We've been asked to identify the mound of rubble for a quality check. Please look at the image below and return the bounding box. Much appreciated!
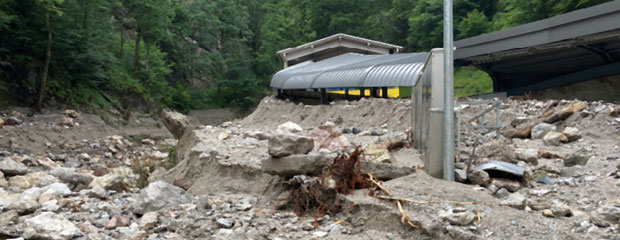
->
[0,97,619,239]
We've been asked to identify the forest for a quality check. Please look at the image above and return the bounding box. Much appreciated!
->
[0,0,612,112]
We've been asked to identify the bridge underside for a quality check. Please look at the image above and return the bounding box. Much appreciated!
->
[455,1,620,97]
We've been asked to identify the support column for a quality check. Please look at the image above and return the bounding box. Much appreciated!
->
[320,88,327,104]
[360,88,366,97]
[381,87,388,98]
[344,88,349,100]
[371,87,378,98]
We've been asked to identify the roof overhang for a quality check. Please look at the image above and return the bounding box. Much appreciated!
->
[455,1,620,95]
[277,33,404,67]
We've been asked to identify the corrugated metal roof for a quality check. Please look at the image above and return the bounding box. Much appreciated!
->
[271,52,429,89]
[277,33,404,57]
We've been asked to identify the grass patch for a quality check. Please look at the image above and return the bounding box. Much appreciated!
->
[454,66,493,98]
[166,146,178,169]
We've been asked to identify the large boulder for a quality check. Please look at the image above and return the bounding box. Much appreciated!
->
[23,212,81,240]
[261,154,334,177]
[131,181,190,215]
[162,109,194,139]
[268,134,314,158]
[531,123,556,139]
[0,157,28,176]
[307,123,352,152]
[153,128,280,195]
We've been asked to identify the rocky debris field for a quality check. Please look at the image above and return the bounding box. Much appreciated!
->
[0,97,619,240]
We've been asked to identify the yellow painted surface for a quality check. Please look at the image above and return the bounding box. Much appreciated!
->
[328,88,400,98]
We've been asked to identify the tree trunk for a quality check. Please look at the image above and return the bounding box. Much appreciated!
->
[145,41,150,72]
[133,33,140,79]
[37,7,53,111]
[120,28,124,58]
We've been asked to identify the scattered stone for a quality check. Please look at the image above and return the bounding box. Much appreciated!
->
[455,169,467,183]
[87,186,108,199]
[0,210,18,226]
[543,131,568,146]
[564,152,590,167]
[536,176,555,185]
[551,207,572,217]
[495,188,510,198]
[0,157,28,176]
[216,218,234,229]
[244,131,271,140]
[531,123,556,139]
[50,167,94,186]
[370,128,387,136]
[59,117,74,127]
[500,192,526,209]
[562,127,581,142]
[561,165,584,178]
[538,150,563,159]
[590,204,620,227]
[351,127,362,135]
[439,208,476,226]
[267,134,314,158]
[139,212,159,230]
[0,117,4,128]
[93,167,109,177]
[515,148,538,165]
[467,170,490,186]
[275,121,303,135]
[141,138,156,145]
[476,139,516,162]
[64,110,79,118]
[510,117,528,127]
[105,214,131,230]
[217,132,230,141]
[8,175,32,189]
[313,231,328,238]
[89,167,137,192]
[23,212,81,240]
[196,195,211,210]
[4,117,22,126]
[131,181,190,214]
[542,209,555,218]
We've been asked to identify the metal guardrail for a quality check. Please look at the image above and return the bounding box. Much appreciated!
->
[456,100,502,146]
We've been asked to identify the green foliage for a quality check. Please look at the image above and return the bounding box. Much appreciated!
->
[457,9,491,39]
[166,145,178,169]
[454,67,493,97]
[0,0,614,111]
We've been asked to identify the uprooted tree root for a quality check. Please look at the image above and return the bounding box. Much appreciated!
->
[289,147,372,226]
